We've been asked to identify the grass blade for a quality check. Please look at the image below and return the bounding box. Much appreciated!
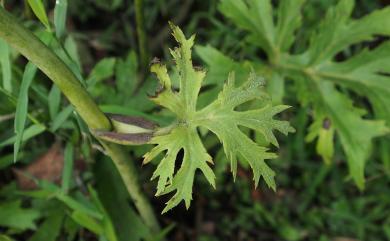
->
[71,210,103,235]
[27,0,51,31]
[56,193,103,220]
[0,124,45,148]
[54,0,68,38]
[88,186,118,241]
[61,142,74,193]
[0,235,14,241]
[14,62,37,162]
[0,153,14,170]
[64,36,82,73]
[0,39,11,92]
[28,211,64,241]
[48,85,61,120]
[50,105,73,131]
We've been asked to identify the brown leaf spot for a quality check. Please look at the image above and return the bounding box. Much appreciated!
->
[333,238,360,241]
[323,118,331,130]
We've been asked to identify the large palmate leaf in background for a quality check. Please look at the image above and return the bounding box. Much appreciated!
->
[144,24,294,213]
[198,0,390,189]
[0,200,41,230]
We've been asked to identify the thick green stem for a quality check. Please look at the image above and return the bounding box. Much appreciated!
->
[0,7,160,233]
[0,8,108,129]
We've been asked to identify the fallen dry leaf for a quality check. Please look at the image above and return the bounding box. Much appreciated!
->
[13,143,64,190]
[333,238,360,241]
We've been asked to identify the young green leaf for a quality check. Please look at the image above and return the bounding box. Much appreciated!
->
[27,0,51,30]
[87,58,116,87]
[144,24,293,213]
[306,117,335,165]
[14,62,37,162]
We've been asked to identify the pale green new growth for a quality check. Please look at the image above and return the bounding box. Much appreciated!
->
[144,25,294,213]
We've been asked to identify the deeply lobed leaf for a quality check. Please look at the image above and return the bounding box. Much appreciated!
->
[145,25,293,212]
[202,0,390,189]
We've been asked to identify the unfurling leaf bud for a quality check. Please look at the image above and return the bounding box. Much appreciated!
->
[93,114,157,145]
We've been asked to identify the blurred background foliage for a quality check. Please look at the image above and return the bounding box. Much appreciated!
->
[0,0,389,240]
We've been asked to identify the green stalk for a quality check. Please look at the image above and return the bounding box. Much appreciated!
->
[102,143,161,232]
[135,0,148,73]
[0,7,160,233]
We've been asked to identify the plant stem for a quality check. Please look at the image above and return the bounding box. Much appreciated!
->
[135,0,148,73]
[102,142,161,232]
[0,9,108,129]
[0,7,160,233]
